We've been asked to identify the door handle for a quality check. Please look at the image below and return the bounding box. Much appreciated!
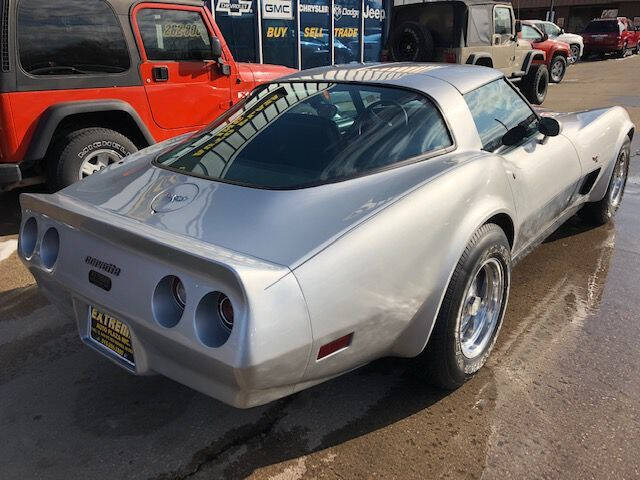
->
[152,66,169,82]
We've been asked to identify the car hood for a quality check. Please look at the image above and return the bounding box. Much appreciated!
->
[55,145,468,268]
[558,32,583,44]
[237,62,297,84]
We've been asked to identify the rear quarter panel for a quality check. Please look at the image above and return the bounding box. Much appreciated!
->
[293,154,517,383]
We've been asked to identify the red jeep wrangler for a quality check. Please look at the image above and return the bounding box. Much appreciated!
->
[519,21,571,84]
[0,0,293,190]
[583,17,640,58]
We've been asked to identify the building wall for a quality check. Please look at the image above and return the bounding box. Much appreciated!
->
[209,0,388,69]
[517,0,640,32]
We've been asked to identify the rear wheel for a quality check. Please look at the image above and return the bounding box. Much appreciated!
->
[422,223,511,389]
[579,138,630,225]
[617,43,628,58]
[549,55,567,83]
[520,64,549,105]
[388,21,435,62]
[49,127,137,190]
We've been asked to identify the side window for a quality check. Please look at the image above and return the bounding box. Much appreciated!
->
[18,0,130,75]
[137,9,212,61]
[521,24,543,42]
[494,7,513,36]
[464,79,537,152]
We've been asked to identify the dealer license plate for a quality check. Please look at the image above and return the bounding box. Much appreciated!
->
[89,306,135,365]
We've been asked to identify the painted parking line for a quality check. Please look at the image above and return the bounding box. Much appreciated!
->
[0,239,18,262]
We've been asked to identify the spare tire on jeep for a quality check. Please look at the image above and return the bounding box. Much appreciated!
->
[520,64,549,105]
[389,21,435,62]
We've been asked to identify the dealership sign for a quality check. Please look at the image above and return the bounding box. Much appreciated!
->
[216,0,253,16]
[263,0,293,19]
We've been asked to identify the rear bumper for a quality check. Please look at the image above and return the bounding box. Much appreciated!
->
[0,164,21,187]
[29,267,310,408]
[583,44,622,54]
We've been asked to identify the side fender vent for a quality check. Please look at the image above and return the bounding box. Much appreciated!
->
[1,0,9,72]
[579,168,601,195]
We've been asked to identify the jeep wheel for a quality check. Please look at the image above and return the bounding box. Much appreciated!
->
[549,55,567,83]
[389,21,435,62]
[520,64,549,105]
[50,128,137,190]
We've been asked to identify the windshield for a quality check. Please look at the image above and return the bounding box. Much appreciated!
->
[155,82,453,189]
[584,20,619,33]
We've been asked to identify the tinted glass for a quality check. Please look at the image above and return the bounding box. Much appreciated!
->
[300,0,331,69]
[363,0,385,61]
[584,20,619,33]
[214,0,258,62]
[18,0,129,75]
[334,0,360,63]
[262,2,298,68]
[464,79,537,151]
[494,7,512,35]
[521,24,543,42]
[137,9,212,61]
[156,82,452,188]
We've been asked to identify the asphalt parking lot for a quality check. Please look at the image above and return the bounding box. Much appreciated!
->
[2,55,640,480]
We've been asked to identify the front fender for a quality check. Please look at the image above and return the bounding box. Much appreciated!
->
[557,106,635,202]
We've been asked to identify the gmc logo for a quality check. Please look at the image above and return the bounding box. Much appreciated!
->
[262,0,293,19]
[265,4,290,14]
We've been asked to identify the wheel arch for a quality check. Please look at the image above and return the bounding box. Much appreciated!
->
[466,53,493,68]
[23,100,156,170]
[522,49,546,73]
[403,205,517,358]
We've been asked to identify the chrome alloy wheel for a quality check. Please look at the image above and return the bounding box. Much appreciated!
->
[79,149,123,179]
[569,45,580,64]
[459,258,505,359]
[608,148,629,210]
[551,59,565,82]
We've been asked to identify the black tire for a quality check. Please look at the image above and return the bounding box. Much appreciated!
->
[520,64,549,105]
[616,43,628,58]
[549,55,567,83]
[49,127,137,190]
[579,137,631,225]
[388,21,435,62]
[422,224,511,390]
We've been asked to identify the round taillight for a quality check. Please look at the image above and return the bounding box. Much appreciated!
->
[194,291,234,347]
[172,277,187,309]
[41,227,60,269]
[20,217,37,259]
[152,275,185,328]
[218,294,234,332]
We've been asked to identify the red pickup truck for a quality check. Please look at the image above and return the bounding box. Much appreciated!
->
[0,0,294,191]
[519,21,571,84]
[582,17,640,58]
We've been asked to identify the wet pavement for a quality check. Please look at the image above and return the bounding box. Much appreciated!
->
[2,56,640,479]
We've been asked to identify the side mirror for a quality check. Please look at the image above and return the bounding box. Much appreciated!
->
[502,124,528,147]
[541,33,549,41]
[560,28,565,34]
[538,117,560,137]
[210,36,223,60]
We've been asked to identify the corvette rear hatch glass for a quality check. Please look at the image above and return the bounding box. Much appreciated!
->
[155,82,453,189]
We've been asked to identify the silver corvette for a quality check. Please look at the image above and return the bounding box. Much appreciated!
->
[19,64,634,408]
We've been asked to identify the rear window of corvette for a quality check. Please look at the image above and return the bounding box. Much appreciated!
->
[155,82,453,189]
